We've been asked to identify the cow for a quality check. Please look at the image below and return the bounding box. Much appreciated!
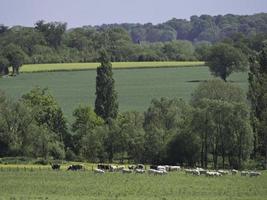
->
[67,164,84,171]
[241,171,249,176]
[148,169,167,175]
[168,166,181,172]
[218,170,229,175]
[94,168,105,174]
[249,171,261,177]
[51,163,60,170]
[135,169,145,174]
[150,165,158,170]
[97,164,112,171]
[231,169,238,175]
[206,171,222,177]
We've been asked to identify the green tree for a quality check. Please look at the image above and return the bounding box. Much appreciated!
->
[118,111,145,163]
[191,81,253,169]
[248,42,267,168]
[143,97,189,164]
[206,43,248,81]
[0,55,9,75]
[94,50,118,121]
[191,79,245,106]
[21,88,68,145]
[35,20,67,49]
[4,44,27,75]
[72,105,104,156]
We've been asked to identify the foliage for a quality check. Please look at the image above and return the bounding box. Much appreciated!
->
[95,50,118,121]
[1,13,267,66]
[191,80,253,169]
[0,55,9,75]
[206,43,248,81]
[3,43,27,75]
[248,42,267,168]
[191,79,245,106]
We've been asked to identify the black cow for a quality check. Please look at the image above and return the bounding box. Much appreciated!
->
[67,164,84,171]
[150,165,158,170]
[51,164,61,170]
[97,164,111,171]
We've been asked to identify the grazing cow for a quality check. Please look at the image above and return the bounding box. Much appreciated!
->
[196,167,207,175]
[136,164,145,170]
[157,166,167,171]
[169,166,181,172]
[148,169,166,175]
[67,164,84,171]
[128,165,135,170]
[110,165,118,172]
[241,171,249,176]
[97,164,112,171]
[231,169,238,175]
[51,164,60,170]
[135,169,145,174]
[218,170,229,175]
[249,171,261,177]
[150,165,158,170]
[94,168,105,174]
[206,171,222,177]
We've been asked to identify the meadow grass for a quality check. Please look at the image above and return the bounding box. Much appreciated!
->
[0,165,266,200]
[19,61,205,72]
[0,66,248,121]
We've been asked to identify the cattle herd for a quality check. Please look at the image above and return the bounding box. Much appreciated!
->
[50,163,262,177]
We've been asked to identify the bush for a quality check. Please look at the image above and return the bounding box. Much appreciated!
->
[0,157,34,164]
[34,159,49,165]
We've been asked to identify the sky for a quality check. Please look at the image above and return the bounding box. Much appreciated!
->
[1,0,267,28]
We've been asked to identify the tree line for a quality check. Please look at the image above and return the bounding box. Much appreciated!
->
[1,13,267,75]
[1,43,267,169]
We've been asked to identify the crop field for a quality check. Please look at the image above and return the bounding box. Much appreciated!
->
[20,61,205,73]
[0,66,248,121]
[0,165,266,200]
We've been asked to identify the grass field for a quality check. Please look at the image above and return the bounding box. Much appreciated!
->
[0,66,248,121]
[0,165,266,200]
[20,61,205,73]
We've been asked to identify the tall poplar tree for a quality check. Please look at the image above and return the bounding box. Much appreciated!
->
[94,50,118,121]
[248,42,267,168]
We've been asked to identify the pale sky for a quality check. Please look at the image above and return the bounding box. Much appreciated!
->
[0,0,267,28]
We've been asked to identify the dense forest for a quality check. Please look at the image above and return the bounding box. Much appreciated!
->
[0,13,267,69]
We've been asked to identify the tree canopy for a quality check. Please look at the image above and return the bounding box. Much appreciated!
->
[206,43,248,81]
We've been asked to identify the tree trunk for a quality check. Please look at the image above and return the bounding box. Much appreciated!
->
[265,134,267,170]
[201,133,204,168]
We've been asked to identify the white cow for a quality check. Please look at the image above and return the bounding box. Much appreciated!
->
[148,169,167,175]
[218,170,229,175]
[249,171,261,177]
[241,171,249,176]
[231,169,238,175]
[206,171,222,177]
[169,166,181,171]
[135,169,145,174]
[94,168,105,174]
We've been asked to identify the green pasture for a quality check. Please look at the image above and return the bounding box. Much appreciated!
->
[20,61,205,73]
[0,66,248,121]
[0,166,266,200]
